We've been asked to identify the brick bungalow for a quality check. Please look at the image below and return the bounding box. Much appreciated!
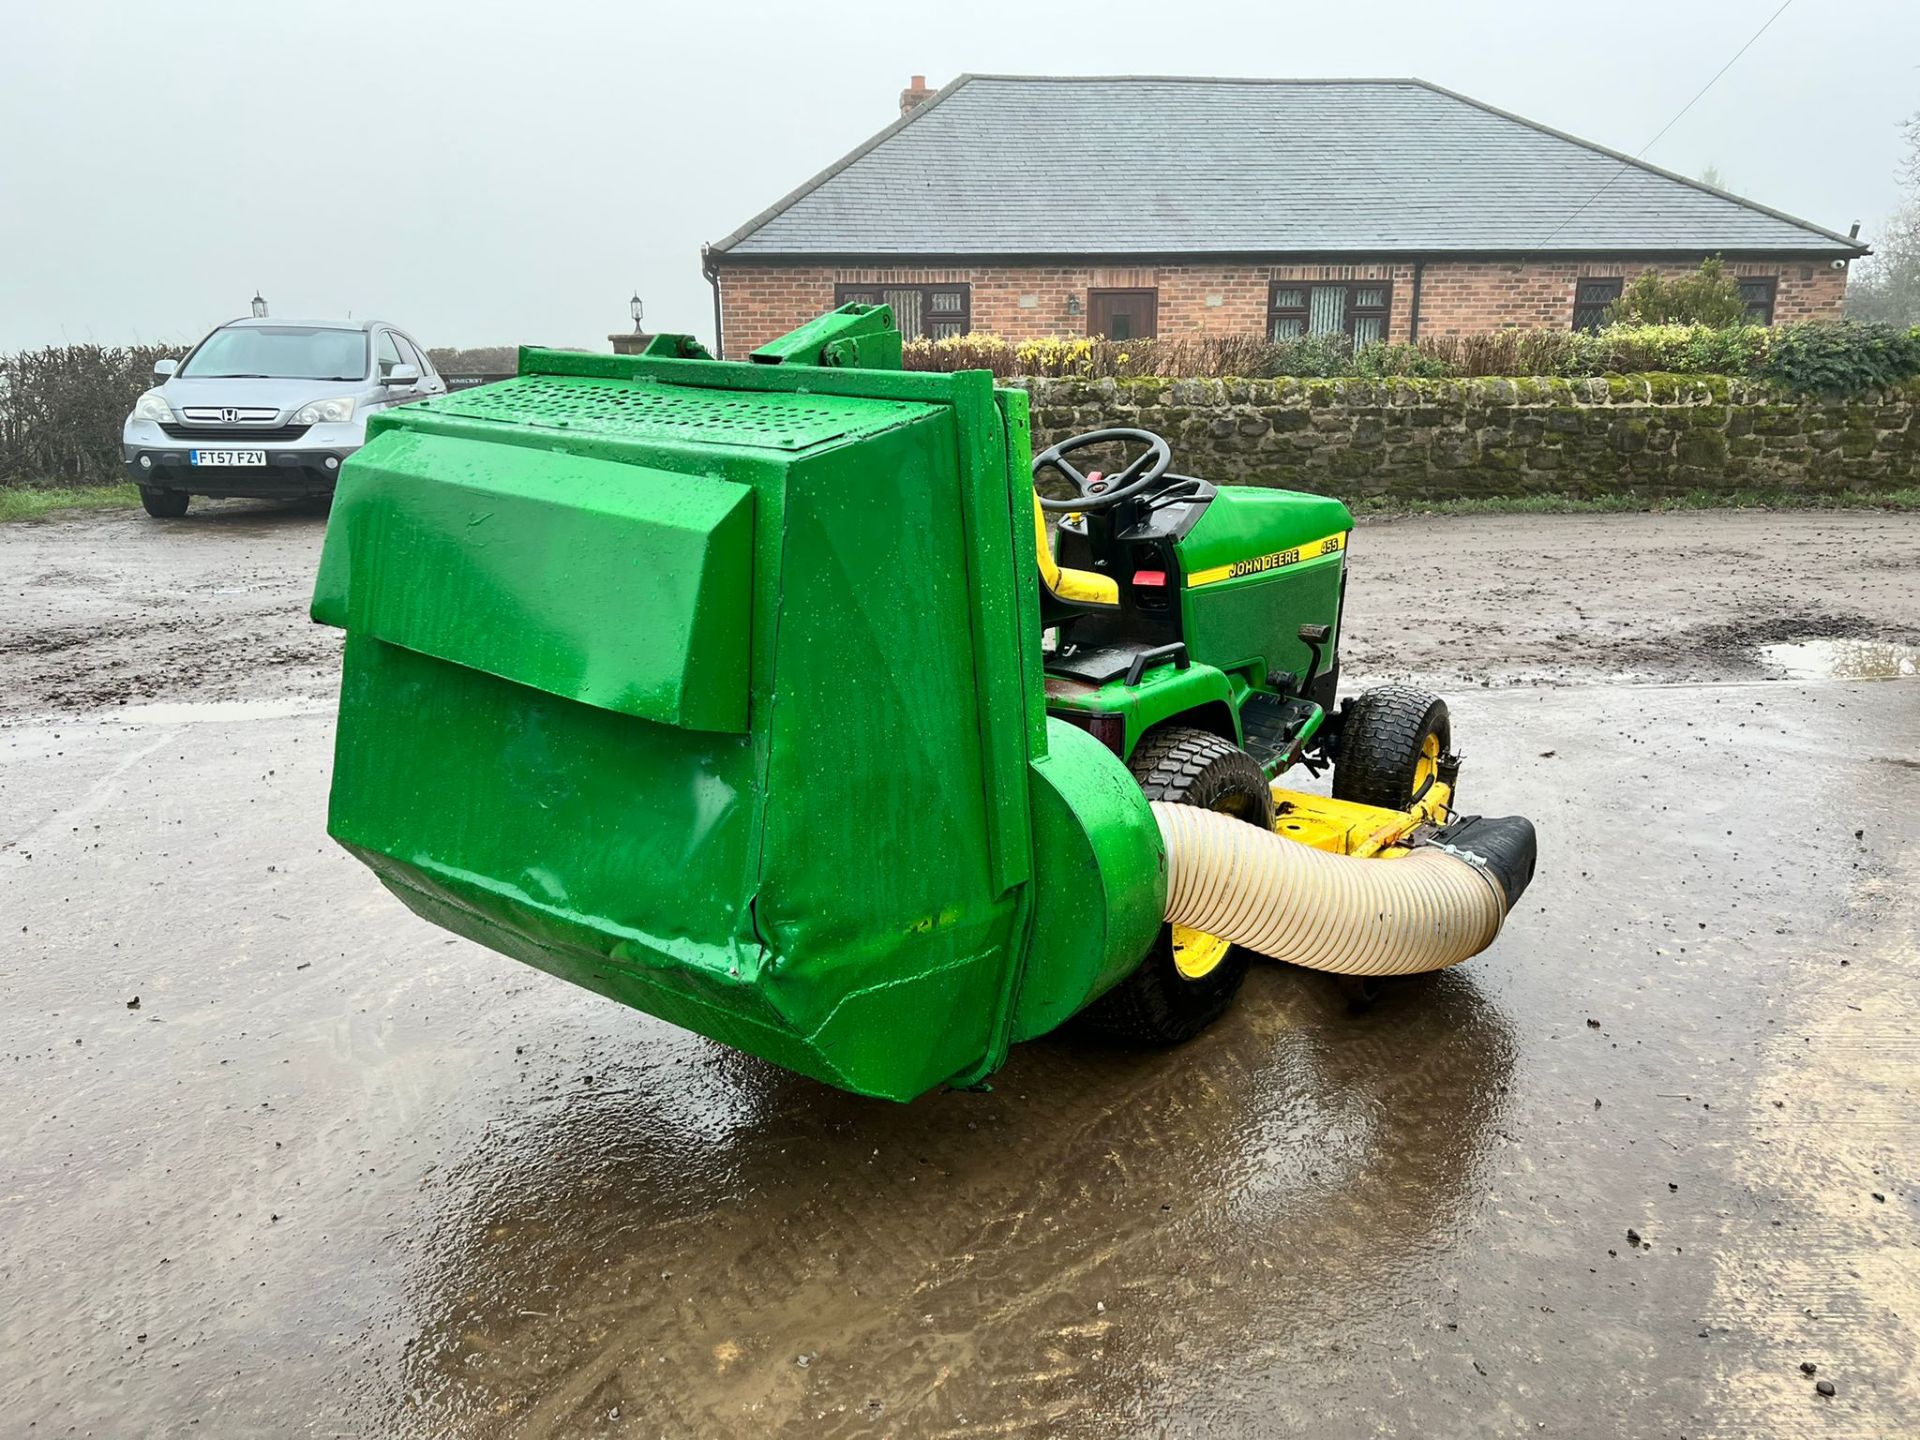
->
[703,75,1866,358]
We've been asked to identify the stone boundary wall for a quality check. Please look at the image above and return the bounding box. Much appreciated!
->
[1015,374,1919,499]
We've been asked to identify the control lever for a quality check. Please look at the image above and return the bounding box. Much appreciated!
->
[1296,624,1331,698]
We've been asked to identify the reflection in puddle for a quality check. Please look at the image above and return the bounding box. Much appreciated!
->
[1759,639,1919,680]
[385,970,1516,1436]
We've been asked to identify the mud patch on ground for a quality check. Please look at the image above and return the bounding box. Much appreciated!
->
[5,504,1919,718]
[0,623,103,658]
[0,500,337,719]
[1653,609,1892,677]
[0,609,338,714]
[1340,511,1920,689]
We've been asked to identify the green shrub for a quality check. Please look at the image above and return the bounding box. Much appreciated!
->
[1256,335,1454,379]
[1674,323,1771,374]
[1246,334,1357,377]
[1605,257,1753,328]
[1410,324,1768,378]
[1352,341,1454,378]
[1582,323,1770,375]
[899,332,1456,381]
[901,321,1918,394]
[904,325,1792,382]
[899,332,1354,379]
[1760,320,1920,393]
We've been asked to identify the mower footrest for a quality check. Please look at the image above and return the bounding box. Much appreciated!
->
[1240,691,1318,768]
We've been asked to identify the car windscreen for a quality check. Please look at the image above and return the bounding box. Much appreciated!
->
[179,326,369,381]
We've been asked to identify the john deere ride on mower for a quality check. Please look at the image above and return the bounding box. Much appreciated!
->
[312,303,1536,1101]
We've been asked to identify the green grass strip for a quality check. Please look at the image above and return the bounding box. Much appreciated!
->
[0,484,142,523]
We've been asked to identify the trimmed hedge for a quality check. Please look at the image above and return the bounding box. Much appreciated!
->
[1,344,183,485]
[0,341,517,486]
[902,322,1920,395]
[1762,321,1920,393]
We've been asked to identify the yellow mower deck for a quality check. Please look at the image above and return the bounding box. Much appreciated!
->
[1268,780,1454,858]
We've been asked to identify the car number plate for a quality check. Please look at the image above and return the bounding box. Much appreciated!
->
[189,449,266,466]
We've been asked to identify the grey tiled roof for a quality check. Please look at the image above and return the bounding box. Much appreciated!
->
[713,76,1861,258]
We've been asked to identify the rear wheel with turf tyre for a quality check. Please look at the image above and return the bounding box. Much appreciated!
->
[1332,684,1451,810]
[1076,725,1273,1045]
[139,486,189,518]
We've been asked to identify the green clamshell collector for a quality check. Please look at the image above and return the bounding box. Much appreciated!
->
[313,318,1170,1100]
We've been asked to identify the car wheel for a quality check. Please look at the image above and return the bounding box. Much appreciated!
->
[138,486,190,518]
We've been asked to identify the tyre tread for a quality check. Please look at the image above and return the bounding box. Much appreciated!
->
[1331,684,1450,810]
[138,486,189,519]
[1075,726,1269,1045]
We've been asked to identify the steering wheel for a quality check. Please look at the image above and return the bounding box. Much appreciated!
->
[1032,428,1172,513]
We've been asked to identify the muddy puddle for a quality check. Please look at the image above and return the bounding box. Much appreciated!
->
[1758,637,1920,680]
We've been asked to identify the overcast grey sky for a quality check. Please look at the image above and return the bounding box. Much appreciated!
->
[1,0,1914,354]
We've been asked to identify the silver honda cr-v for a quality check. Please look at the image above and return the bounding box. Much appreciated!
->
[122,316,447,517]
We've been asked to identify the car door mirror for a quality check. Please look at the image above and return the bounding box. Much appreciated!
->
[152,358,178,381]
[383,363,420,387]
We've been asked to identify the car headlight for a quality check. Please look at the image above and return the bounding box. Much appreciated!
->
[131,390,174,424]
[293,397,356,425]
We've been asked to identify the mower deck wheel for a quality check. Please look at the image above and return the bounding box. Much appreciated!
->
[1076,725,1273,1045]
[1332,685,1452,811]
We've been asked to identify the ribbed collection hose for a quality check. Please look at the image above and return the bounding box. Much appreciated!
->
[1152,802,1508,977]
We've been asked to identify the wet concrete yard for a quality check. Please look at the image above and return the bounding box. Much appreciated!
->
[3,505,1918,1437]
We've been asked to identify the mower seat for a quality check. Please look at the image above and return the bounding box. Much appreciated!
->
[1033,496,1118,607]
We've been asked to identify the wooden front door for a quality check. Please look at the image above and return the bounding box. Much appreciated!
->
[1087,288,1158,340]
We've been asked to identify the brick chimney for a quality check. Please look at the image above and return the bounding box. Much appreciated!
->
[899,74,933,117]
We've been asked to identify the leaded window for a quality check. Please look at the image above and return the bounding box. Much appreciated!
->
[1572,277,1624,332]
[833,284,971,338]
[1268,282,1391,343]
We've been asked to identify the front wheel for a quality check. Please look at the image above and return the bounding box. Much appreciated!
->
[1332,684,1451,810]
[1076,726,1273,1045]
[138,486,190,518]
